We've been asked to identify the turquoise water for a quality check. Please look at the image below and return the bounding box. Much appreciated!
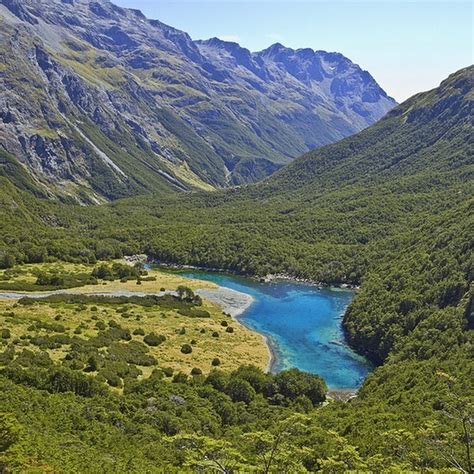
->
[179,270,372,389]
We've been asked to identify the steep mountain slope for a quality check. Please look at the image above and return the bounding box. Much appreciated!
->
[0,0,395,201]
[0,68,472,472]
[92,66,471,282]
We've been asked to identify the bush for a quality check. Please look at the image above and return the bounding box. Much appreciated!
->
[272,368,327,406]
[226,379,256,404]
[172,372,188,383]
[205,370,228,391]
[143,333,166,347]
[1,329,11,339]
[191,367,202,376]
[177,308,211,318]
[180,344,192,354]
[211,358,221,366]
[232,365,267,392]
[0,413,20,452]
[149,368,164,380]
[225,327,234,333]
[176,286,195,302]
[162,367,174,377]
[133,328,145,336]
[103,372,122,388]
[221,320,228,327]
[212,332,219,338]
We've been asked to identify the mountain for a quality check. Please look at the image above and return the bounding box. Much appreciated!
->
[0,0,396,202]
[81,66,471,364]
[0,67,471,472]
[96,66,471,281]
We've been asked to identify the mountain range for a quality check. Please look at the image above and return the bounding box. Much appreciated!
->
[0,0,396,202]
[0,58,471,471]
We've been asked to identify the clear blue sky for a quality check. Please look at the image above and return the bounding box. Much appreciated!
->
[113,0,473,102]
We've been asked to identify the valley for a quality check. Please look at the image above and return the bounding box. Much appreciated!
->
[0,0,472,471]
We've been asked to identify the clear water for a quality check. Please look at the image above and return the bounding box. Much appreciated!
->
[179,270,372,389]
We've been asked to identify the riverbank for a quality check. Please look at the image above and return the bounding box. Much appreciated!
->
[196,286,274,372]
[152,261,360,291]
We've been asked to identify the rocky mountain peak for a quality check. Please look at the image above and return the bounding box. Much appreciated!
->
[0,0,397,202]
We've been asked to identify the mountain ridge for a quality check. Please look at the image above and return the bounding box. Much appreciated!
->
[0,0,396,202]
[0,66,471,472]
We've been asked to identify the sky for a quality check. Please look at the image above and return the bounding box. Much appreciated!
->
[113,1,473,102]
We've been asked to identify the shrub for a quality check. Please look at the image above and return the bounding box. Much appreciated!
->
[150,368,164,380]
[172,372,188,383]
[133,328,145,336]
[225,327,234,333]
[180,344,192,354]
[108,341,157,366]
[144,333,166,347]
[1,329,11,339]
[162,367,174,377]
[212,332,219,338]
[176,286,195,302]
[103,372,122,388]
[226,379,256,404]
[205,370,228,391]
[84,356,100,372]
[95,321,106,331]
[191,367,202,376]
[177,308,211,318]
[212,358,221,366]
[221,320,228,327]
[272,368,327,406]
[232,365,266,392]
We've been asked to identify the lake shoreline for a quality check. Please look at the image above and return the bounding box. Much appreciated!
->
[178,269,370,391]
[195,286,274,372]
[151,262,360,291]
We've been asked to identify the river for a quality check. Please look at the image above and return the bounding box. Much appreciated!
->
[179,270,372,389]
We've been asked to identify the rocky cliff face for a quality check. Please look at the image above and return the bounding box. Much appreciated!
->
[0,0,396,201]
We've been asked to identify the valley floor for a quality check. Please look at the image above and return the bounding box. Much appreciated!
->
[0,262,269,379]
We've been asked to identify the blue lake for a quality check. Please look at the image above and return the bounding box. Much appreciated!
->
[179,270,372,389]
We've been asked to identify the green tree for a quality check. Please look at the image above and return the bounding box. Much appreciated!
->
[0,413,20,452]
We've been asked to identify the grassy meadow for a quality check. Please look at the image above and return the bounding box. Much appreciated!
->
[0,262,269,384]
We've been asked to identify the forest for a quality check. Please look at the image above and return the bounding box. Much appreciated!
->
[0,67,472,471]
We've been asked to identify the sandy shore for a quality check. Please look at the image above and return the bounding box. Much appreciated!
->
[196,286,273,371]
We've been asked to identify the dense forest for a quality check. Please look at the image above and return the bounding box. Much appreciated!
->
[0,67,472,471]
